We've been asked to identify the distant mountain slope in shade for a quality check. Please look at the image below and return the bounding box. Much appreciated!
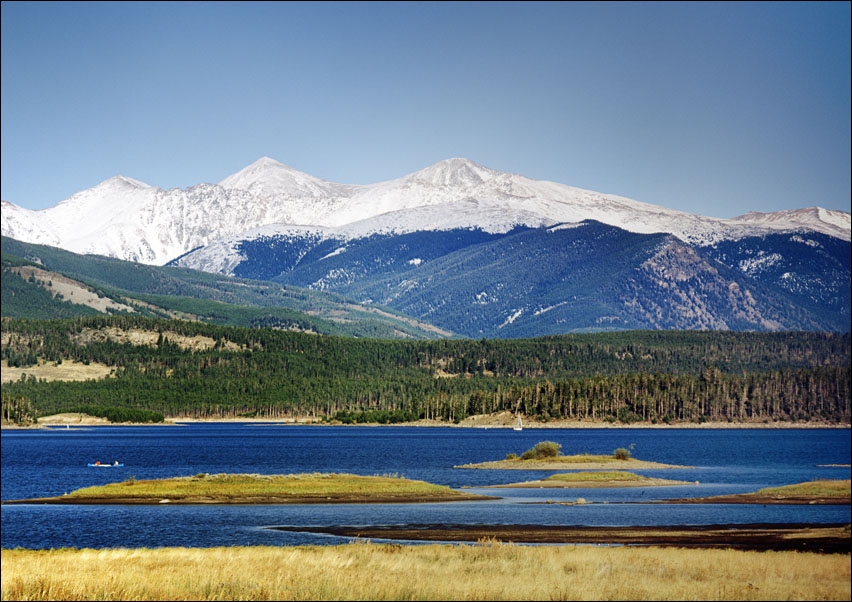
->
[176,220,849,337]
[3,157,849,268]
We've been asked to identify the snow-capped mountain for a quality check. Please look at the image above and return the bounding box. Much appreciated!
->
[2,157,849,336]
[217,157,851,244]
[3,176,279,264]
[3,157,849,267]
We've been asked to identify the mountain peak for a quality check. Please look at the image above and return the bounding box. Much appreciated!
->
[407,158,496,187]
[218,157,329,194]
[96,175,151,191]
[220,156,302,183]
[47,175,152,210]
[247,156,287,170]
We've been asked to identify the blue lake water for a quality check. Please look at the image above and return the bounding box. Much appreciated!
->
[1,424,849,549]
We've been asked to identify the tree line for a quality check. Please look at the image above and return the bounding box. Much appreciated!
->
[1,316,849,425]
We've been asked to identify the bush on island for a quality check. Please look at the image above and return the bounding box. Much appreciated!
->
[613,447,632,460]
[520,441,562,460]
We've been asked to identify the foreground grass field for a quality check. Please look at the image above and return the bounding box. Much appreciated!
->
[2,541,849,601]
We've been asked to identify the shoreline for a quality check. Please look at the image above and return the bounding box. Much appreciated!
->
[3,413,849,430]
[169,413,851,429]
[1,491,497,506]
[267,523,851,553]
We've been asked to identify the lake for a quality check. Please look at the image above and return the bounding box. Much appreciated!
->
[1,424,849,549]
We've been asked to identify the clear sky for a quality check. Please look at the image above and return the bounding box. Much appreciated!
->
[2,1,850,217]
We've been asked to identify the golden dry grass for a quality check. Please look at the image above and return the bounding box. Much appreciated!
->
[1,359,113,383]
[2,541,849,601]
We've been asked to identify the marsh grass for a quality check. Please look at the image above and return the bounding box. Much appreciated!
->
[753,479,851,499]
[2,542,849,601]
[63,472,461,500]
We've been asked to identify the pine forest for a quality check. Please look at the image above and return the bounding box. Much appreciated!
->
[2,316,849,426]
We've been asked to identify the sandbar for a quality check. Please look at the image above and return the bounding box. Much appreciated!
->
[662,492,851,505]
[268,523,851,553]
[481,475,694,489]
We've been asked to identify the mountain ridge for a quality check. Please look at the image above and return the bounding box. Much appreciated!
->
[3,157,849,268]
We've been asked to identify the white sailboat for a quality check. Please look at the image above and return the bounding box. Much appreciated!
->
[513,415,523,431]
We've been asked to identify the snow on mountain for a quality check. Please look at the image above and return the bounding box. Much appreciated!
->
[0,200,62,249]
[731,207,851,241]
[168,200,564,276]
[215,157,851,245]
[45,175,156,246]
[218,156,359,226]
[168,223,336,276]
[2,177,293,264]
[219,156,354,199]
[337,198,559,236]
[2,157,849,266]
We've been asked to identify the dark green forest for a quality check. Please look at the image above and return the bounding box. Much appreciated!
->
[2,316,849,426]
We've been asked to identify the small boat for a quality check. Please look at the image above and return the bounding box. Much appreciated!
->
[513,415,523,431]
[88,461,123,467]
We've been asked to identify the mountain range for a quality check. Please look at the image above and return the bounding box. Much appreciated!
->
[2,157,849,337]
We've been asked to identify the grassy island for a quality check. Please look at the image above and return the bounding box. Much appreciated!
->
[2,472,497,505]
[482,470,695,489]
[455,441,690,470]
[755,479,851,499]
[665,479,851,505]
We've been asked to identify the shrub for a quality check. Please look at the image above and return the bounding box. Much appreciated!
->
[520,441,562,460]
[613,447,631,460]
[505,452,519,460]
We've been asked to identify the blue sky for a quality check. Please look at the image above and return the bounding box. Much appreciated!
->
[2,1,850,217]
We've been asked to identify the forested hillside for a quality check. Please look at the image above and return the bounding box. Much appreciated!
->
[1,239,453,339]
[198,221,852,335]
[2,316,849,426]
